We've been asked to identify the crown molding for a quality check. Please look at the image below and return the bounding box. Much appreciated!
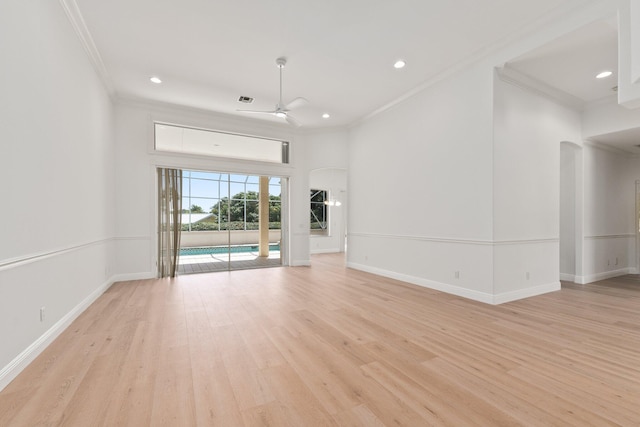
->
[583,139,638,157]
[496,65,585,111]
[58,0,115,97]
[582,92,619,110]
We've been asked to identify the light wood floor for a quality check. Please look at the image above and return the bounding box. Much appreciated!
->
[1,254,639,426]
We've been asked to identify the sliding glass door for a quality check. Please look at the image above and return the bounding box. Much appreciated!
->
[176,170,283,274]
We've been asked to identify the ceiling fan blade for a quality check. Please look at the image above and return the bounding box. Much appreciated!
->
[237,109,278,114]
[285,114,302,127]
[284,97,308,111]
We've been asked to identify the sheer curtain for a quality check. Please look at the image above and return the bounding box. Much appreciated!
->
[157,168,182,277]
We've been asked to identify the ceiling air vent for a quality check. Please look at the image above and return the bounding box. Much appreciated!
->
[238,96,254,104]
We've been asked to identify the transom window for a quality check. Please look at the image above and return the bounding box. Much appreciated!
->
[155,123,289,164]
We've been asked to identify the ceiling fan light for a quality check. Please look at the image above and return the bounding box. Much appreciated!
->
[394,60,406,69]
[275,111,287,118]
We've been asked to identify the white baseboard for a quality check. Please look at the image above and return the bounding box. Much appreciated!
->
[580,268,635,284]
[0,277,114,392]
[347,262,560,305]
[111,272,156,282]
[347,262,495,304]
[291,259,311,267]
[559,273,576,282]
[310,248,342,255]
[492,282,561,304]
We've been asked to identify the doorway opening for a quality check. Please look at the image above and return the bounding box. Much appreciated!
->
[176,170,285,274]
[309,168,347,256]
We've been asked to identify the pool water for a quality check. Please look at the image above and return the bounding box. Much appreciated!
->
[180,244,280,256]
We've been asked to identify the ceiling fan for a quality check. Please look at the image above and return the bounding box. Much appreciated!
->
[237,57,308,127]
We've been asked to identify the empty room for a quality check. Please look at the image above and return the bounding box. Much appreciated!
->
[1,0,640,425]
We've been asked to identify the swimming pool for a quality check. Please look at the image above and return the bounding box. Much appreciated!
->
[180,244,280,256]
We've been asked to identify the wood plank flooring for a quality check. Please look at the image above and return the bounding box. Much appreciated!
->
[1,254,639,426]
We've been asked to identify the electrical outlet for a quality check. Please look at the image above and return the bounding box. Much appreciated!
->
[615,257,618,266]
[526,272,530,280]
[455,271,460,279]
[40,306,45,322]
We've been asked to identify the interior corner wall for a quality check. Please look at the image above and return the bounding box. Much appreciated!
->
[347,62,495,303]
[582,144,639,282]
[560,143,577,277]
[114,101,312,274]
[0,1,116,390]
[559,142,584,281]
[492,75,581,301]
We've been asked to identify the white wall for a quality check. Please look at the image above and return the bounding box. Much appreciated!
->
[582,144,640,281]
[559,142,584,280]
[348,61,497,302]
[0,1,116,389]
[582,97,640,138]
[560,143,577,276]
[304,129,349,171]
[345,0,627,304]
[492,75,582,300]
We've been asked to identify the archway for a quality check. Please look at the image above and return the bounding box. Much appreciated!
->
[309,168,347,255]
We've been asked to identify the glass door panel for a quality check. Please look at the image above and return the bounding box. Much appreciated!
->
[178,170,282,274]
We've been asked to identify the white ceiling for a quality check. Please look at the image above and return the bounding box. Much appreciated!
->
[505,17,640,155]
[506,19,618,104]
[589,127,640,155]
[73,0,596,129]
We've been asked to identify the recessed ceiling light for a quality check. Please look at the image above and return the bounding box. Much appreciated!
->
[596,71,612,79]
[394,60,406,69]
[150,76,162,84]
[322,113,330,119]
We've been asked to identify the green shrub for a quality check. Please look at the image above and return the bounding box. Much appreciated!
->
[181,222,281,231]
